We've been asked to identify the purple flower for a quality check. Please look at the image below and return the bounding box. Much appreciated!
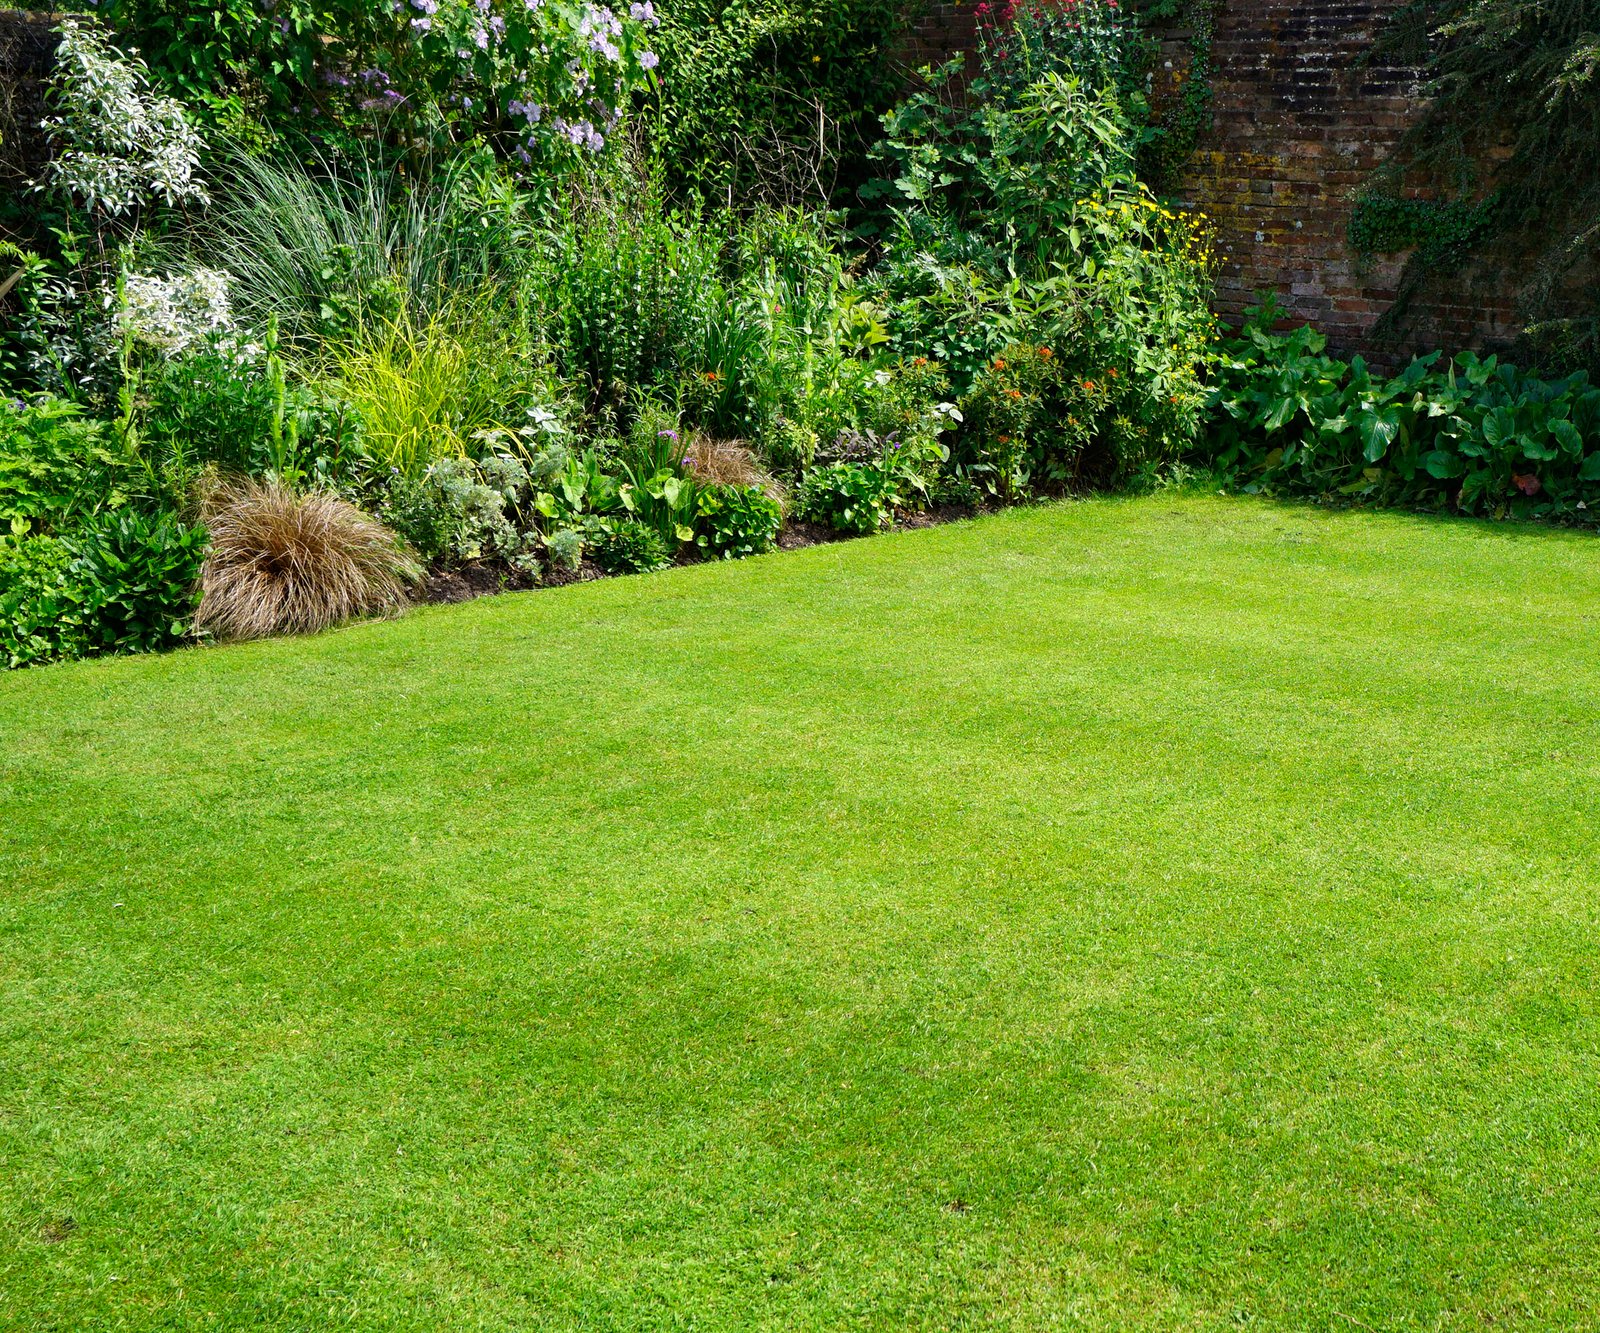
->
[639,49,658,70]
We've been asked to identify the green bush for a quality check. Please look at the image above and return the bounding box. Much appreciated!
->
[139,338,364,486]
[376,455,542,566]
[1204,299,1600,521]
[1,509,207,668]
[593,520,674,574]
[529,176,725,415]
[694,483,783,559]
[0,397,133,536]
[795,460,898,534]
[861,13,1215,476]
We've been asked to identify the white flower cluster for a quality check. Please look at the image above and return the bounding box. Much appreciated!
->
[117,269,237,357]
[37,17,209,217]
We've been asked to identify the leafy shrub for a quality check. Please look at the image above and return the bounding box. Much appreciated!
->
[99,0,658,166]
[39,18,209,219]
[0,536,79,668]
[795,460,898,534]
[377,454,545,565]
[139,337,363,485]
[593,519,673,574]
[196,479,420,640]
[757,416,820,478]
[66,509,209,652]
[528,176,724,416]
[614,420,699,544]
[694,484,783,559]
[1,510,207,668]
[544,527,584,572]
[649,0,914,204]
[928,472,983,508]
[1204,299,1600,521]
[958,345,1076,496]
[863,7,1215,475]
[0,396,132,535]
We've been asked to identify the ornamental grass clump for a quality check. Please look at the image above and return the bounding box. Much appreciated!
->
[196,479,421,641]
[682,433,784,498]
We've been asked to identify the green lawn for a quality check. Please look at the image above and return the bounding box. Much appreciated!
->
[3,494,1599,1331]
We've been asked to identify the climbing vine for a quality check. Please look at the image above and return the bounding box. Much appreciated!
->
[1129,0,1218,188]
[1366,0,1600,373]
[1347,192,1493,266]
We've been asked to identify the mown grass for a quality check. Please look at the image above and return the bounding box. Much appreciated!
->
[3,494,1598,1331]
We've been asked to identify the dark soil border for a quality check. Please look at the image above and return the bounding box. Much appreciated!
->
[419,502,998,608]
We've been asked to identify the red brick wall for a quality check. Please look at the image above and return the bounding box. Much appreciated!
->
[901,0,1525,361]
[902,0,978,69]
[1171,0,1518,359]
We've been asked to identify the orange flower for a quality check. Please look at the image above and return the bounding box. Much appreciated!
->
[1107,367,1118,378]
[997,434,1012,443]
[704,370,721,383]
[993,357,1007,370]
[1082,380,1095,391]
[912,356,929,368]
[1006,388,1022,399]
[1037,347,1053,359]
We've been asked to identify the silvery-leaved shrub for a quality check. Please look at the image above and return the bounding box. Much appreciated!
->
[118,270,236,358]
[17,18,212,398]
[37,17,209,218]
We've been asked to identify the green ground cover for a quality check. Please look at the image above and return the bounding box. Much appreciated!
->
[3,494,1598,1330]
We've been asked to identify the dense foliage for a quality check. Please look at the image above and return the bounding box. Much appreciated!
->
[648,0,914,205]
[862,1,1215,489]
[1205,299,1600,521]
[96,0,661,166]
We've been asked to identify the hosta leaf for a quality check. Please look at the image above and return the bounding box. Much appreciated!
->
[1359,409,1399,462]
[1482,408,1514,450]
[1423,449,1464,480]
[1551,419,1583,455]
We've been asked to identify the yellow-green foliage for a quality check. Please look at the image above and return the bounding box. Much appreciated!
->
[318,298,525,475]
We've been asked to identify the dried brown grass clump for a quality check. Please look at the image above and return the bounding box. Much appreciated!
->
[196,479,422,641]
[683,434,783,500]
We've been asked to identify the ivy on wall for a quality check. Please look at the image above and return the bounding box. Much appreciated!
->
[1132,0,1219,189]
[1347,192,1493,266]
[1367,0,1600,373]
